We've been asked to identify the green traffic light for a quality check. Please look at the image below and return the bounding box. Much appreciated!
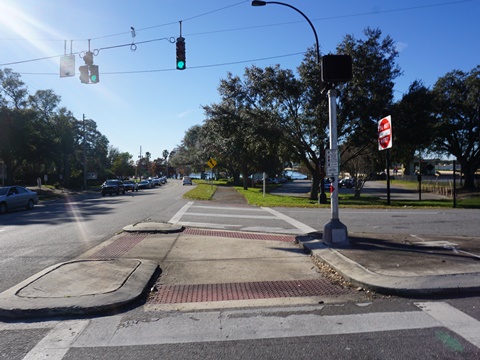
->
[90,75,97,82]
[177,61,185,70]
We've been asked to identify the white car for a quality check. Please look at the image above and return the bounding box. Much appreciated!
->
[0,186,39,214]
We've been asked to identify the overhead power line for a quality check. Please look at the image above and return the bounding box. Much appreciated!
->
[17,51,306,75]
[0,0,475,69]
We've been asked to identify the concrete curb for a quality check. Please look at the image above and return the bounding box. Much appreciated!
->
[298,238,480,297]
[123,222,184,233]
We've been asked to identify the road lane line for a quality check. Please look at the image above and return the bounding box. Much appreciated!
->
[169,201,194,224]
[416,302,480,349]
[262,207,317,234]
[185,212,277,219]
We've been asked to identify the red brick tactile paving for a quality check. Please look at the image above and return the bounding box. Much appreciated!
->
[87,233,148,259]
[149,279,356,304]
[183,228,296,243]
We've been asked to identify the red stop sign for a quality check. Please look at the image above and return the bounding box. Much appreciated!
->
[378,116,392,150]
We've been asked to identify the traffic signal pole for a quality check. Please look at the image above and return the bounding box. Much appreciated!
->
[252,1,349,246]
[322,89,348,245]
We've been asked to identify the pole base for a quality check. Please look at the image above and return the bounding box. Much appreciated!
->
[323,219,348,246]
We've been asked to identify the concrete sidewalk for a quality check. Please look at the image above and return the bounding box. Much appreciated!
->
[1,220,480,320]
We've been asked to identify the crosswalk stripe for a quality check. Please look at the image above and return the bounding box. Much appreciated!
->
[22,320,89,360]
[416,302,480,348]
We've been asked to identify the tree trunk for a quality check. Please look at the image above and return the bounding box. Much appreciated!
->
[309,172,320,201]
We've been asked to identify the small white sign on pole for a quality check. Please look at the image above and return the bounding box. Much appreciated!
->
[325,149,339,176]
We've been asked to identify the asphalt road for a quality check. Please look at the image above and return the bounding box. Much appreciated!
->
[1,179,480,359]
[0,180,190,293]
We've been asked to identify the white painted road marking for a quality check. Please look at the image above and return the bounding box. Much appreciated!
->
[1,302,475,358]
[169,201,316,234]
[416,302,480,349]
[262,207,317,234]
[23,320,89,360]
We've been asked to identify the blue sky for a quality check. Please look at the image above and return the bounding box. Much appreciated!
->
[1,0,479,161]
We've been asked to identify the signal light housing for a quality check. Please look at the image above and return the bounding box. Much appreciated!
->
[176,37,186,70]
[89,65,99,83]
[79,65,89,84]
[321,55,353,84]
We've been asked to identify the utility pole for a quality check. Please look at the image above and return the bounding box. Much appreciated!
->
[138,146,142,178]
[83,114,87,190]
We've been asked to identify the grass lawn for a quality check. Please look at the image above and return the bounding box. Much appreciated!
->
[183,179,480,209]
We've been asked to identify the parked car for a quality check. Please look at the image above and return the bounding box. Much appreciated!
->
[182,176,193,185]
[101,179,125,196]
[160,176,167,184]
[0,186,38,214]
[255,178,277,185]
[339,178,355,188]
[137,180,151,189]
[322,178,332,192]
[123,180,138,192]
[151,178,161,187]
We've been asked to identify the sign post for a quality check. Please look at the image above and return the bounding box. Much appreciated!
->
[378,116,392,205]
[206,157,217,186]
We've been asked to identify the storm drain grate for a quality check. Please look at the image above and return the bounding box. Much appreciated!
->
[88,233,148,259]
[183,228,295,243]
[149,279,355,304]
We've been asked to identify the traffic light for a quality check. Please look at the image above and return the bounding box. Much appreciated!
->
[83,51,94,66]
[79,65,89,84]
[176,37,186,70]
[321,55,353,84]
[89,65,99,84]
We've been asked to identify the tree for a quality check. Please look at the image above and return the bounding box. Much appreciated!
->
[391,81,436,174]
[108,147,134,178]
[0,68,28,109]
[169,125,207,177]
[203,101,280,188]
[162,149,169,177]
[0,107,37,184]
[335,28,402,195]
[433,66,480,189]
[28,89,61,121]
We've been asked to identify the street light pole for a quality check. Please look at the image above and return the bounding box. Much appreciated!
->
[252,0,327,204]
[83,114,87,190]
[252,0,348,245]
[252,1,319,64]
[322,89,348,245]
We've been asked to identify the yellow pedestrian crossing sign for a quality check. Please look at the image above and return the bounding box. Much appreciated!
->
[207,158,217,169]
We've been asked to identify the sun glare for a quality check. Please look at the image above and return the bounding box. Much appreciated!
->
[0,1,66,65]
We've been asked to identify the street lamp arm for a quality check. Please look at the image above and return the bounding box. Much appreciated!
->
[251,1,320,63]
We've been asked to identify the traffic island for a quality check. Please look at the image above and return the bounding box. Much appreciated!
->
[123,222,184,233]
[0,259,159,320]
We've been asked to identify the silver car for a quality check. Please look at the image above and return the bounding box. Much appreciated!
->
[0,186,39,214]
[182,176,192,185]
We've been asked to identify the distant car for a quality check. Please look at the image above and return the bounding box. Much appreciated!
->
[101,180,125,196]
[322,178,332,192]
[137,180,151,189]
[151,178,161,187]
[255,178,277,185]
[123,180,138,192]
[0,186,38,214]
[160,176,167,184]
[339,178,355,188]
[182,176,193,185]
